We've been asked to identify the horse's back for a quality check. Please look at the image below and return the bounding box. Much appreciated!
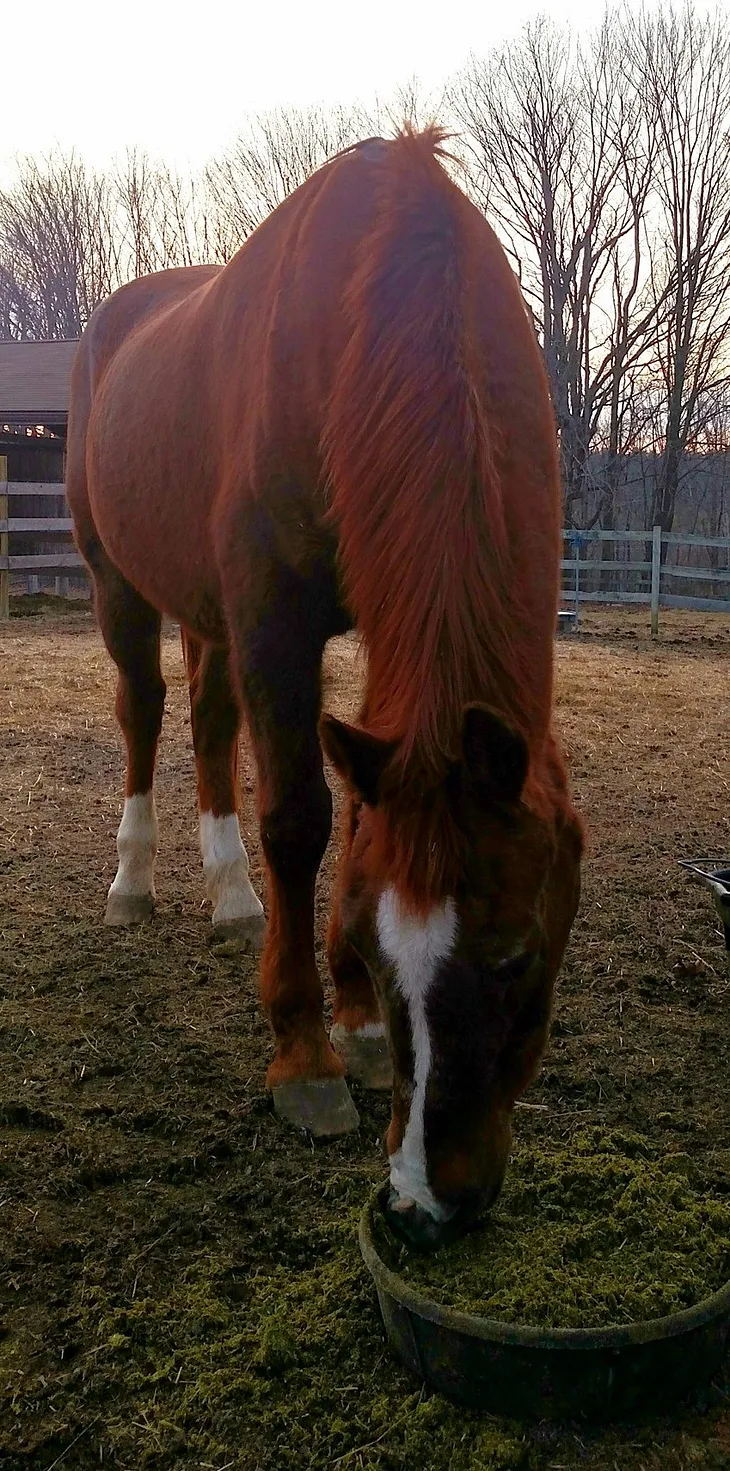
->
[69,149,394,623]
[69,134,557,641]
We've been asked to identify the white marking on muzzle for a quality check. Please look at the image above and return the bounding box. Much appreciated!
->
[376,887,458,1221]
[108,792,158,902]
[199,812,263,926]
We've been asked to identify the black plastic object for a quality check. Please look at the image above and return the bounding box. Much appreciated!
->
[679,859,730,950]
[678,858,730,888]
[359,1196,730,1421]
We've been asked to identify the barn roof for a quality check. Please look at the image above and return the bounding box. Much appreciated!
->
[0,338,78,425]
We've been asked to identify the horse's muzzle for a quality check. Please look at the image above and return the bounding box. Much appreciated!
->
[378,1181,494,1253]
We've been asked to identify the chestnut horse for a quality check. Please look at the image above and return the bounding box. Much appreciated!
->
[66,128,582,1249]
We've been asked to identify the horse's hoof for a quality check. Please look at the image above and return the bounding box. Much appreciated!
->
[105,892,155,926]
[272,1078,360,1136]
[330,1023,392,1090]
[211,911,266,952]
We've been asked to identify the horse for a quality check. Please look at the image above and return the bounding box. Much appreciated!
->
[66,127,583,1250]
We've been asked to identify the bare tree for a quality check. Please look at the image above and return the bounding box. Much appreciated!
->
[452,18,650,524]
[631,4,730,532]
[586,56,665,564]
[116,150,213,275]
[205,105,369,254]
[0,250,36,339]
[0,149,217,338]
[0,94,439,338]
[0,152,122,337]
[203,90,439,260]
[376,77,445,135]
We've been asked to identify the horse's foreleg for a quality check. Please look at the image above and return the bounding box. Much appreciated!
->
[232,601,359,1137]
[329,924,392,1090]
[93,564,165,925]
[328,800,392,1090]
[182,633,264,946]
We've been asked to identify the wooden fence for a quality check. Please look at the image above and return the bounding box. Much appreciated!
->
[0,461,85,617]
[561,528,730,638]
[2,476,730,639]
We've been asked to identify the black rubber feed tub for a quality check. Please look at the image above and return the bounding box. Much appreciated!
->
[359,1197,730,1421]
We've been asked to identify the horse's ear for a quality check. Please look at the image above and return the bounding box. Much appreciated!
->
[461,705,528,805]
[320,715,397,806]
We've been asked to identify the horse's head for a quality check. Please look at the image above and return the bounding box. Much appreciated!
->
[321,704,582,1251]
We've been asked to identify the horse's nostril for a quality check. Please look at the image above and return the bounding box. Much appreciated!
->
[378,1180,496,1252]
[382,1191,443,1251]
[380,1185,456,1252]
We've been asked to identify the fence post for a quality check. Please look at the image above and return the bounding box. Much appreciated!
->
[0,456,8,620]
[650,524,662,640]
[567,530,582,628]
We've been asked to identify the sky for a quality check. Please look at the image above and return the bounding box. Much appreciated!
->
[2,0,618,176]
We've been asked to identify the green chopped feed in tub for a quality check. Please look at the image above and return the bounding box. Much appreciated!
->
[375,1129,730,1328]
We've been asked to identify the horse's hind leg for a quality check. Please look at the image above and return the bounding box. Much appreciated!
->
[181,632,265,945]
[92,558,166,925]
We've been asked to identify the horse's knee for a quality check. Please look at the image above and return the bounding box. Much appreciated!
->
[261,785,332,879]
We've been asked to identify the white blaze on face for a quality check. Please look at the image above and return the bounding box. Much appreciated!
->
[108,792,158,901]
[376,887,458,1221]
[199,812,264,927]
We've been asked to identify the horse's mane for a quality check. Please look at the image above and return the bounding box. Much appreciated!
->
[325,126,543,781]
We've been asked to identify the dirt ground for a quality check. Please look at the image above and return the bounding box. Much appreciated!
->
[2,603,730,1470]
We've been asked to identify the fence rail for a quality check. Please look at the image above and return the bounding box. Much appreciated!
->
[562,525,730,636]
[0,469,85,614]
[2,479,730,638]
